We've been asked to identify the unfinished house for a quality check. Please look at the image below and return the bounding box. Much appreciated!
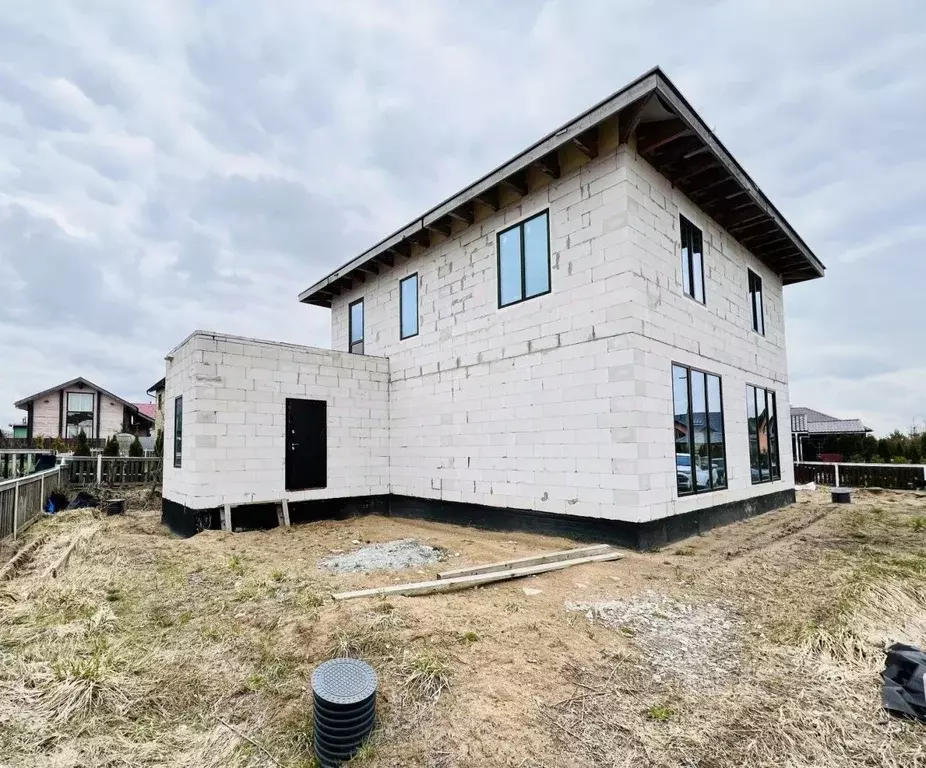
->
[161,68,825,546]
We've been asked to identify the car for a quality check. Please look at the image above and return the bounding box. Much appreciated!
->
[676,454,711,490]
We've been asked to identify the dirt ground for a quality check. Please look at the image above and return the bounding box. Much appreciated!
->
[0,488,924,767]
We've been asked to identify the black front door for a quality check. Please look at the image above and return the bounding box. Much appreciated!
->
[285,398,327,491]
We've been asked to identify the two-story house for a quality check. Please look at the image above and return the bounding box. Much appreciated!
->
[161,68,824,546]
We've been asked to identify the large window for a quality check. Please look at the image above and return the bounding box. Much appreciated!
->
[747,385,780,483]
[748,270,765,335]
[66,392,94,438]
[680,216,705,304]
[348,298,364,354]
[173,396,183,469]
[673,364,726,495]
[399,273,418,340]
[497,210,550,307]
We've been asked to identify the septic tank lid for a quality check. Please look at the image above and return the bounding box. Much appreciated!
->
[311,659,378,705]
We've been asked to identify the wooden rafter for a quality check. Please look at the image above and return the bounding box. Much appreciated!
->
[673,155,721,184]
[619,93,656,144]
[533,153,560,179]
[389,242,411,260]
[689,175,737,198]
[426,219,452,237]
[637,119,693,154]
[447,203,475,225]
[475,188,499,212]
[501,171,528,197]
[409,231,431,250]
[379,252,395,268]
[571,128,598,159]
[357,263,379,276]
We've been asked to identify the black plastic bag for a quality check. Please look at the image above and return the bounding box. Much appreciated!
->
[882,643,926,723]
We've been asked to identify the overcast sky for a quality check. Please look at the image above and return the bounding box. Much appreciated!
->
[1,1,923,436]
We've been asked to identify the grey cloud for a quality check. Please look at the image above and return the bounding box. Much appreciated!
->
[0,75,89,132]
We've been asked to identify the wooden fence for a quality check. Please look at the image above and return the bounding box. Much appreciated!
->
[795,461,926,490]
[0,466,64,541]
[66,457,162,487]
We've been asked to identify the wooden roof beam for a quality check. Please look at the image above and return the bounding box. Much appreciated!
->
[426,219,452,237]
[533,153,560,179]
[619,93,656,144]
[501,171,529,197]
[637,119,693,154]
[571,128,598,159]
[475,188,499,212]
[447,203,475,226]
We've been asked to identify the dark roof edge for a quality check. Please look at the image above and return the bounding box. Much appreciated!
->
[298,66,823,303]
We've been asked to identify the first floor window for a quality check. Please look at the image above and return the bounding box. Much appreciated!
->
[673,364,726,495]
[349,298,364,354]
[497,210,550,307]
[66,392,94,438]
[399,273,418,339]
[747,385,780,483]
[748,270,765,335]
[173,396,183,469]
[680,215,705,304]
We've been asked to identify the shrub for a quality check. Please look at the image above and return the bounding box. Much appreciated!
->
[73,430,91,457]
[102,436,120,457]
[52,437,67,454]
[129,436,144,457]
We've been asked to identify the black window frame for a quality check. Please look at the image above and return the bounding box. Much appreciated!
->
[173,395,183,469]
[747,385,780,484]
[496,209,552,308]
[348,298,364,355]
[679,215,706,304]
[672,362,727,496]
[399,273,419,340]
[748,269,765,335]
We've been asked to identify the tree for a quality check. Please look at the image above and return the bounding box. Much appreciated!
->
[52,437,67,454]
[154,429,163,458]
[74,430,91,457]
[129,435,144,457]
[103,435,120,457]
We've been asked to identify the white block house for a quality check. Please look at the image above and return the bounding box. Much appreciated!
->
[162,68,824,546]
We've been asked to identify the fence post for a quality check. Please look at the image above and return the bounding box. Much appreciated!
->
[96,454,103,484]
[834,463,840,487]
[12,479,20,539]
[40,472,45,511]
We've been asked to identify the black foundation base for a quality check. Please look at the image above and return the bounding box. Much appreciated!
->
[162,488,795,550]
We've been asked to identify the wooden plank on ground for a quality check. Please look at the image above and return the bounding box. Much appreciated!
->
[437,543,612,580]
[42,537,80,580]
[332,550,625,601]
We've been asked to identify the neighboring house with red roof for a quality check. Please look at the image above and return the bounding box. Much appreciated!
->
[14,377,155,441]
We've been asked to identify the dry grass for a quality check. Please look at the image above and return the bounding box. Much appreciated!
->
[0,487,924,766]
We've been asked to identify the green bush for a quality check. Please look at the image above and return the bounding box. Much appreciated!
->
[129,435,144,457]
[73,430,91,457]
[102,436,120,457]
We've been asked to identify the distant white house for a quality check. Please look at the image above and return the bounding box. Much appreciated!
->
[161,68,824,546]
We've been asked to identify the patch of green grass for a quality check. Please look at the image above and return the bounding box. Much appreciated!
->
[399,651,452,704]
[674,545,697,556]
[105,587,122,603]
[618,625,636,638]
[228,554,245,574]
[646,704,675,722]
[910,517,926,533]
[460,631,479,644]
[270,569,285,582]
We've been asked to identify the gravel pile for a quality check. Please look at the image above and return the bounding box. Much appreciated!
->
[567,591,743,687]
[320,538,444,573]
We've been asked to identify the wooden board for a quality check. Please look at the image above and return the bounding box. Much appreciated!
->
[437,543,611,580]
[332,550,625,601]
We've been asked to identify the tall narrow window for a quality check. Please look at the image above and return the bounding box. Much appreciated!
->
[672,364,726,495]
[747,385,781,483]
[399,274,418,339]
[748,270,765,335]
[680,216,705,304]
[173,396,183,469]
[497,210,550,307]
[66,392,94,438]
[349,298,364,354]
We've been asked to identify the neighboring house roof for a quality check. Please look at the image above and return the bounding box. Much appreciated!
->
[134,403,157,421]
[299,66,825,308]
[147,377,166,395]
[14,377,153,423]
[791,407,871,435]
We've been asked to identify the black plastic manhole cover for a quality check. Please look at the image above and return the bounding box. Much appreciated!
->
[311,659,378,706]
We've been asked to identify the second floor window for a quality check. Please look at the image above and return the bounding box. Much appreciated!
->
[673,364,727,495]
[497,210,550,307]
[680,216,705,304]
[747,385,780,483]
[748,270,765,335]
[66,392,94,438]
[349,298,364,354]
[399,274,418,339]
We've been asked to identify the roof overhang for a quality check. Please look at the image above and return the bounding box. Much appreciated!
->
[299,67,825,308]
[14,377,146,416]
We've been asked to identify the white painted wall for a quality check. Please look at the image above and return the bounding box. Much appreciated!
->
[162,331,390,509]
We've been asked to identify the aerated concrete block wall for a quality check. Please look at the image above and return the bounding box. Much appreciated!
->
[162,332,390,510]
[329,137,793,524]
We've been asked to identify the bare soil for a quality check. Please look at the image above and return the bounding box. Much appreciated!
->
[1,487,924,767]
